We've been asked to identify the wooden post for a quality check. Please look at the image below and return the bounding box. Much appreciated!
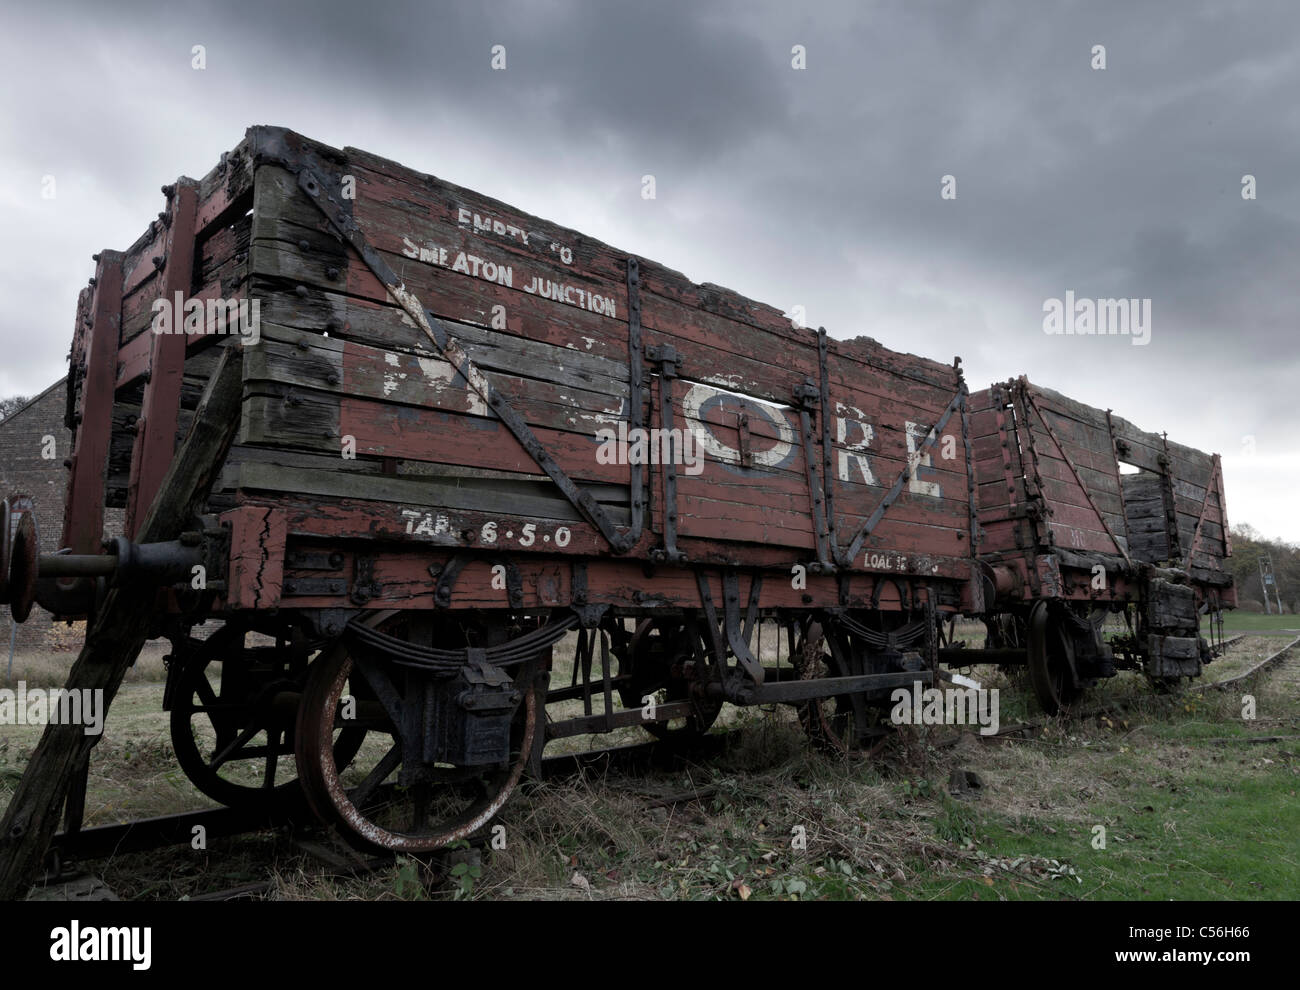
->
[0,343,243,900]
[125,178,199,539]
[61,250,124,555]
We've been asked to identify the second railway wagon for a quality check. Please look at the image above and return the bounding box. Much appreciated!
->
[3,126,984,852]
[956,378,1235,713]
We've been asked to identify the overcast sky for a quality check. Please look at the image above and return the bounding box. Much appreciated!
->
[1,0,1296,540]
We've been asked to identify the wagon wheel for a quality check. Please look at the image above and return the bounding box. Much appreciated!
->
[1026,601,1082,715]
[794,622,886,754]
[617,618,722,741]
[294,616,539,853]
[169,633,367,809]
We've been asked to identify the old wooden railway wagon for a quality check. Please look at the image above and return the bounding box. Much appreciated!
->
[956,378,1235,713]
[0,126,988,852]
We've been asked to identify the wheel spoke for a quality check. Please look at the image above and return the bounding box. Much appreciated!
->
[194,673,220,711]
[209,723,263,771]
[349,743,402,809]
[409,783,431,831]
[262,727,281,788]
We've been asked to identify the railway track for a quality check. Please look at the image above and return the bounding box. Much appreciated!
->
[1191,633,1300,692]
[972,632,1297,743]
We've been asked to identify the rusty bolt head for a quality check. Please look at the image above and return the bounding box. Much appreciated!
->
[152,256,165,270]
[325,266,340,280]
[295,285,308,297]
[298,239,310,252]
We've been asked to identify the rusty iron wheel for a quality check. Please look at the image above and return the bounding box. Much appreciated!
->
[795,624,870,753]
[294,615,538,853]
[618,618,722,741]
[795,621,845,751]
[795,621,894,754]
[1026,602,1081,716]
[169,636,367,809]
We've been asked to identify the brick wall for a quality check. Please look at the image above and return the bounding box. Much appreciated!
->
[1,378,123,656]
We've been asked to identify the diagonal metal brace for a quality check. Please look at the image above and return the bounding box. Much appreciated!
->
[721,571,764,684]
[1182,453,1223,569]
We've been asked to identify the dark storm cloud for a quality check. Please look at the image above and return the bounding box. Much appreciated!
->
[1,0,1296,535]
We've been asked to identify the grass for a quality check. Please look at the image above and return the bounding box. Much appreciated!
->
[1202,613,1299,633]
[2,638,170,689]
[1,632,1297,901]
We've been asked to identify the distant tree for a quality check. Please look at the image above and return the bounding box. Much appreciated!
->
[1228,524,1297,612]
[0,394,31,422]
[1233,522,1260,543]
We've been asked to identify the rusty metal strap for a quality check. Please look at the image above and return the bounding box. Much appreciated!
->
[793,385,831,567]
[624,258,647,547]
[720,570,764,684]
[1183,454,1222,567]
[285,160,634,554]
[817,328,838,558]
[1023,389,1133,568]
[837,385,967,568]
